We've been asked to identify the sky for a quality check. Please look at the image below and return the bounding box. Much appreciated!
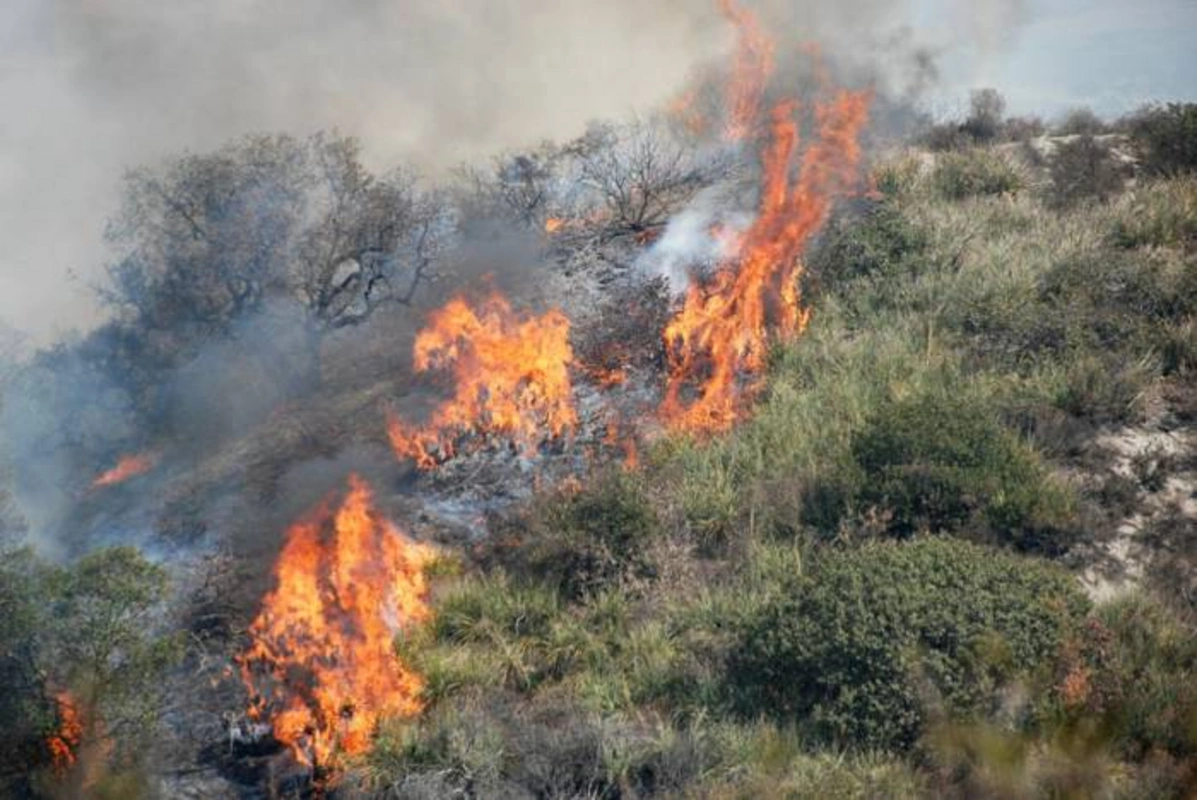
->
[0,0,1194,347]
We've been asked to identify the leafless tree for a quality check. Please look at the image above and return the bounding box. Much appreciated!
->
[572,118,710,241]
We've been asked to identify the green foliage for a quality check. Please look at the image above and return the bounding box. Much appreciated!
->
[44,546,182,763]
[930,150,1024,200]
[810,201,930,293]
[730,538,1089,752]
[0,548,55,787]
[807,388,1072,550]
[1111,177,1197,249]
[1075,593,1197,760]
[508,471,662,600]
[1127,102,1197,176]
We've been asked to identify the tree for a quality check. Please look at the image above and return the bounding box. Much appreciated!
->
[961,88,1006,143]
[42,547,182,777]
[572,118,710,240]
[102,133,446,350]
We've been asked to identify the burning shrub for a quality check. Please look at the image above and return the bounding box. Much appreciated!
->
[930,150,1025,200]
[729,538,1088,752]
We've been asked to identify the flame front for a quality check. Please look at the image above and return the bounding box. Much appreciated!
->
[387,292,577,469]
[660,5,870,434]
[91,452,155,489]
[236,475,434,767]
[46,690,83,772]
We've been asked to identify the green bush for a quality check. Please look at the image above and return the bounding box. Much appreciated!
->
[931,150,1024,200]
[809,201,930,293]
[506,471,662,601]
[807,389,1072,550]
[1126,102,1197,176]
[1064,594,1197,762]
[729,538,1089,752]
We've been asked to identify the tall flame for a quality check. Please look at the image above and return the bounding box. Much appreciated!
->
[387,292,577,469]
[237,475,434,767]
[91,452,155,489]
[718,0,774,141]
[660,7,870,434]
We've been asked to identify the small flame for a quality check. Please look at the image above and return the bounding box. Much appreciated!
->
[237,475,434,767]
[47,691,83,773]
[91,452,155,489]
[387,292,577,469]
[544,217,565,234]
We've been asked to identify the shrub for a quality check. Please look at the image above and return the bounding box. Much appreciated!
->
[1066,593,1197,761]
[1047,135,1126,208]
[810,389,1072,551]
[1055,107,1108,136]
[809,201,930,293]
[729,538,1089,752]
[960,88,1007,143]
[931,150,1024,200]
[505,471,663,601]
[1126,102,1197,176]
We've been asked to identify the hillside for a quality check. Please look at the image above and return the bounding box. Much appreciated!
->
[2,28,1196,800]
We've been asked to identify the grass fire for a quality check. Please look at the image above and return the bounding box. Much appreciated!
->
[2,0,1196,797]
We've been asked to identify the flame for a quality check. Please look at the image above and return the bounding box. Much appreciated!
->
[236,475,434,767]
[47,691,83,773]
[718,0,773,141]
[660,15,870,433]
[91,452,155,489]
[387,292,577,469]
[544,217,565,234]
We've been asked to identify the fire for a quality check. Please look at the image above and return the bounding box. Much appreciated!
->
[660,11,870,433]
[718,0,773,141]
[236,475,434,767]
[46,690,83,773]
[387,292,577,469]
[91,451,155,489]
[544,217,565,234]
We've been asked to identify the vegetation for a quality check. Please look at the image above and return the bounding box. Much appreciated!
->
[3,84,1196,798]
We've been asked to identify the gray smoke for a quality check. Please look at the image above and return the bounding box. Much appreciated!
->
[0,0,1032,343]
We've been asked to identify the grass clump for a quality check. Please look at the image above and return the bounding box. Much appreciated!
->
[931,150,1024,200]
[729,537,1089,752]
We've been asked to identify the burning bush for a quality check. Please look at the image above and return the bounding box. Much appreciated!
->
[386,292,576,469]
[237,475,435,769]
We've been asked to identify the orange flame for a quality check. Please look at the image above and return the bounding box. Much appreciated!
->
[544,217,565,234]
[718,0,774,141]
[47,691,83,773]
[660,17,870,433]
[90,452,155,489]
[237,475,434,767]
[387,292,577,469]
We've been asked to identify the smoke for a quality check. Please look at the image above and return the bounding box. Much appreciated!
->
[0,0,1036,344]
